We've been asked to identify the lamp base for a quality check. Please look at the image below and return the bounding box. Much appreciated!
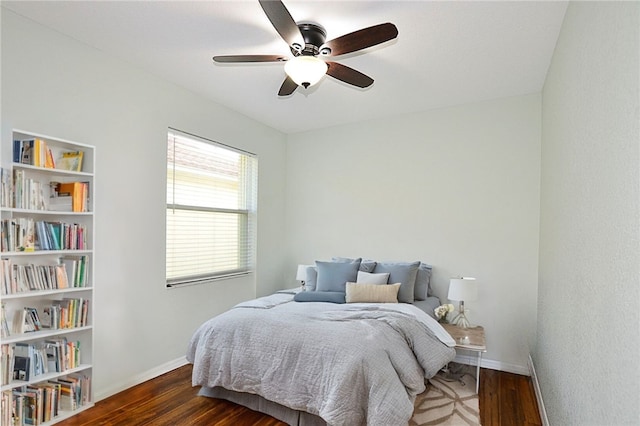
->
[451,312,471,328]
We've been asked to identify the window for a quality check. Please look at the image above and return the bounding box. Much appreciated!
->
[166,129,257,287]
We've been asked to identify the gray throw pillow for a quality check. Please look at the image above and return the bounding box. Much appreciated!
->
[315,260,361,292]
[293,291,346,304]
[373,261,420,303]
[414,263,433,301]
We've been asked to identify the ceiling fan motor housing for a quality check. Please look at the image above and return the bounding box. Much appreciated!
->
[293,22,327,56]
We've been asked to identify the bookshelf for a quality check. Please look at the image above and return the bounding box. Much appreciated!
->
[0,130,95,425]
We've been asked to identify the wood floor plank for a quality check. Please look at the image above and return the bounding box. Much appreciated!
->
[480,368,500,425]
[499,372,523,426]
[57,364,540,426]
[522,374,543,425]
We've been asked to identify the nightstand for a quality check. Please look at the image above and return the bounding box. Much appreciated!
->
[441,323,487,393]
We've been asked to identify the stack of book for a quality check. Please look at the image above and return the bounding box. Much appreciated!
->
[1,338,83,383]
[0,260,72,295]
[42,298,90,330]
[51,181,89,213]
[0,218,36,253]
[34,220,87,251]
[12,169,47,211]
[13,138,56,169]
[8,299,89,338]
[0,372,90,424]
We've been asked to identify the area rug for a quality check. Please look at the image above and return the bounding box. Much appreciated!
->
[411,368,481,426]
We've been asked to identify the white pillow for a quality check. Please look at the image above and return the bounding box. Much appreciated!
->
[356,271,390,285]
[345,282,401,303]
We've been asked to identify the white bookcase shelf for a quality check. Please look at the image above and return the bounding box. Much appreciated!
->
[1,129,95,425]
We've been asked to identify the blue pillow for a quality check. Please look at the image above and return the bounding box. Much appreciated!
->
[315,260,361,292]
[373,261,420,303]
[332,257,376,272]
[414,263,433,301]
[293,291,346,304]
[305,266,318,291]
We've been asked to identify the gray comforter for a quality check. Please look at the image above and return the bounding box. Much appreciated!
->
[186,293,456,426]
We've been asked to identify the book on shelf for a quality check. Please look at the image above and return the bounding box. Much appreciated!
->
[26,307,43,331]
[11,308,28,334]
[1,344,14,386]
[1,303,9,338]
[0,168,12,209]
[56,151,84,172]
[13,355,31,381]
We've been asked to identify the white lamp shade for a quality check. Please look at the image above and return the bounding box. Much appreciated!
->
[284,56,328,87]
[296,264,310,281]
[448,277,478,301]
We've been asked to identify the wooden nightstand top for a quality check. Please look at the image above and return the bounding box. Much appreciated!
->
[442,323,487,352]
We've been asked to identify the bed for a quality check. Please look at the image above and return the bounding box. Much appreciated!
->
[186,259,457,426]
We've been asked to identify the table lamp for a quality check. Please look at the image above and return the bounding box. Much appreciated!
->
[448,277,477,328]
[296,264,309,291]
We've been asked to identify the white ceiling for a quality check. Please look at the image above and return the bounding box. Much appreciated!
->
[2,0,568,134]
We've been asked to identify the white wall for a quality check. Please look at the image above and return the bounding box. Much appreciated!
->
[285,94,541,373]
[536,2,640,424]
[1,10,287,399]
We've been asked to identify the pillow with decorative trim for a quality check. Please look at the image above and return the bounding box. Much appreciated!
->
[345,282,401,303]
[373,261,420,303]
[294,291,346,304]
[315,260,361,292]
[356,271,390,285]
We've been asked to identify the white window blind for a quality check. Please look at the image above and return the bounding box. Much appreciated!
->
[166,129,257,287]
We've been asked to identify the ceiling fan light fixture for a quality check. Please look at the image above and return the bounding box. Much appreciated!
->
[284,55,327,88]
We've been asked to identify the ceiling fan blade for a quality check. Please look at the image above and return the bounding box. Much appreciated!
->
[326,62,373,88]
[213,55,288,63]
[278,75,298,96]
[322,23,398,57]
[259,0,304,49]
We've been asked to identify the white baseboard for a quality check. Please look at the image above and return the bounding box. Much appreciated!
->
[528,354,549,426]
[453,353,530,376]
[95,356,189,402]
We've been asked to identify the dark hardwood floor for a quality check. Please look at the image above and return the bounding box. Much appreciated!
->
[58,364,541,426]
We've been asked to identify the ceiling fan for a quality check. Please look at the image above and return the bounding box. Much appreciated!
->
[213,0,398,96]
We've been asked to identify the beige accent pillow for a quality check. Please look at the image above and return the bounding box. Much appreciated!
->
[345,282,401,303]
